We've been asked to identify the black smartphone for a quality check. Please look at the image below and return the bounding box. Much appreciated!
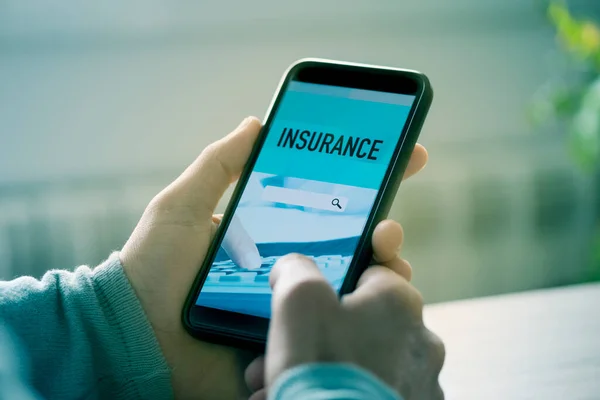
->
[183,58,433,350]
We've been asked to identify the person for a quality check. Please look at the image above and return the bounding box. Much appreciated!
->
[0,117,445,400]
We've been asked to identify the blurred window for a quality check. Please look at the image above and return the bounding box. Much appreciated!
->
[532,169,577,236]
[398,185,440,247]
[468,178,510,241]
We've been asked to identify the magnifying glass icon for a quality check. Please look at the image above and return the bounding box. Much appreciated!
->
[331,198,342,210]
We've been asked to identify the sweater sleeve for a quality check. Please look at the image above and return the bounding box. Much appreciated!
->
[0,325,43,400]
[0,253,173,400]
[268,364,403,400]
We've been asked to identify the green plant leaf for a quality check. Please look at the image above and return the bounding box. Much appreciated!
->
[548,1,600,67]
[529,82,584,126]
[548,2,570,28]
[569,78,600,168]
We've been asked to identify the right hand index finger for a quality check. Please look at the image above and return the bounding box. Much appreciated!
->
[270,254,330,291]
[266,254,339,385]
[269,254,338,315]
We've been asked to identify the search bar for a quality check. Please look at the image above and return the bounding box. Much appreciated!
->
[262,186,348,212]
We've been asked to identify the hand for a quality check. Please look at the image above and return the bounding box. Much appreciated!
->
[246,255,445,400]
[119,117,430,399]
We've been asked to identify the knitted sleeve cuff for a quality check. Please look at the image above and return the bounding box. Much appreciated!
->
[91,252,173,400]
[269,363,403,400]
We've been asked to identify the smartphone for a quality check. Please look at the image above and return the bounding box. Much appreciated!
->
[183,58,433,350]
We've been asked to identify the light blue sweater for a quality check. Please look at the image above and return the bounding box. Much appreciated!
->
[0,254,401,400]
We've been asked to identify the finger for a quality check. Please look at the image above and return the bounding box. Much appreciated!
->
[402,143,428,181]
[248,389,267,400]
[221,214,262,270]
[345,265,423,320]
[354,265,406,291]
[245,356,265,392]
[267,254,339,385]
[212,214,224,225]
[166,117,262,216]
[269,254,338,317]
[381,257,412,282]
[270,254,330,294]
[371,219,403,264]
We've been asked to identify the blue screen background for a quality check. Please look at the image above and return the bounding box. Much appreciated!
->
[196,81,415,318]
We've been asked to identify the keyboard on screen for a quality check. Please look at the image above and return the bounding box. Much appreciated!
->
[205,255,351,290]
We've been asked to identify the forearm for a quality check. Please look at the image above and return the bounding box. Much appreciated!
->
[0,253,172,400]
[0,326,42,400]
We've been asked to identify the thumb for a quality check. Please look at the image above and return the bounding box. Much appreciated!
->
[164,117,262,217]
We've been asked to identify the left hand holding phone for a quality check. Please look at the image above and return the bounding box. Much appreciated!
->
[119,117,429,399]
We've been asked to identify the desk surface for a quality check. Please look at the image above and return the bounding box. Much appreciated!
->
[424,283,600,400]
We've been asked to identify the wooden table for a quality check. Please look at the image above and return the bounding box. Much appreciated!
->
[424,283,600,400]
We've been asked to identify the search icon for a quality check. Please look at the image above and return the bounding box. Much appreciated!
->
[331,198,342,209]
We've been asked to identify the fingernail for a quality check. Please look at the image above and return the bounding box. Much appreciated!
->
[241,252,262,270]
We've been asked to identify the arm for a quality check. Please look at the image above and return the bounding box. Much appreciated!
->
[0,253,172,400]
[269,364,402,400]
[0,326,42,400]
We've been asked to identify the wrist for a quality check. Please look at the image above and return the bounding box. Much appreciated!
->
[269,363,402,400]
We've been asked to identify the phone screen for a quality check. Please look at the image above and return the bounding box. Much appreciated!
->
[196,80,415,318]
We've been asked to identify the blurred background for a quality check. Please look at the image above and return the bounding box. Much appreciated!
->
[1,0,599,303]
